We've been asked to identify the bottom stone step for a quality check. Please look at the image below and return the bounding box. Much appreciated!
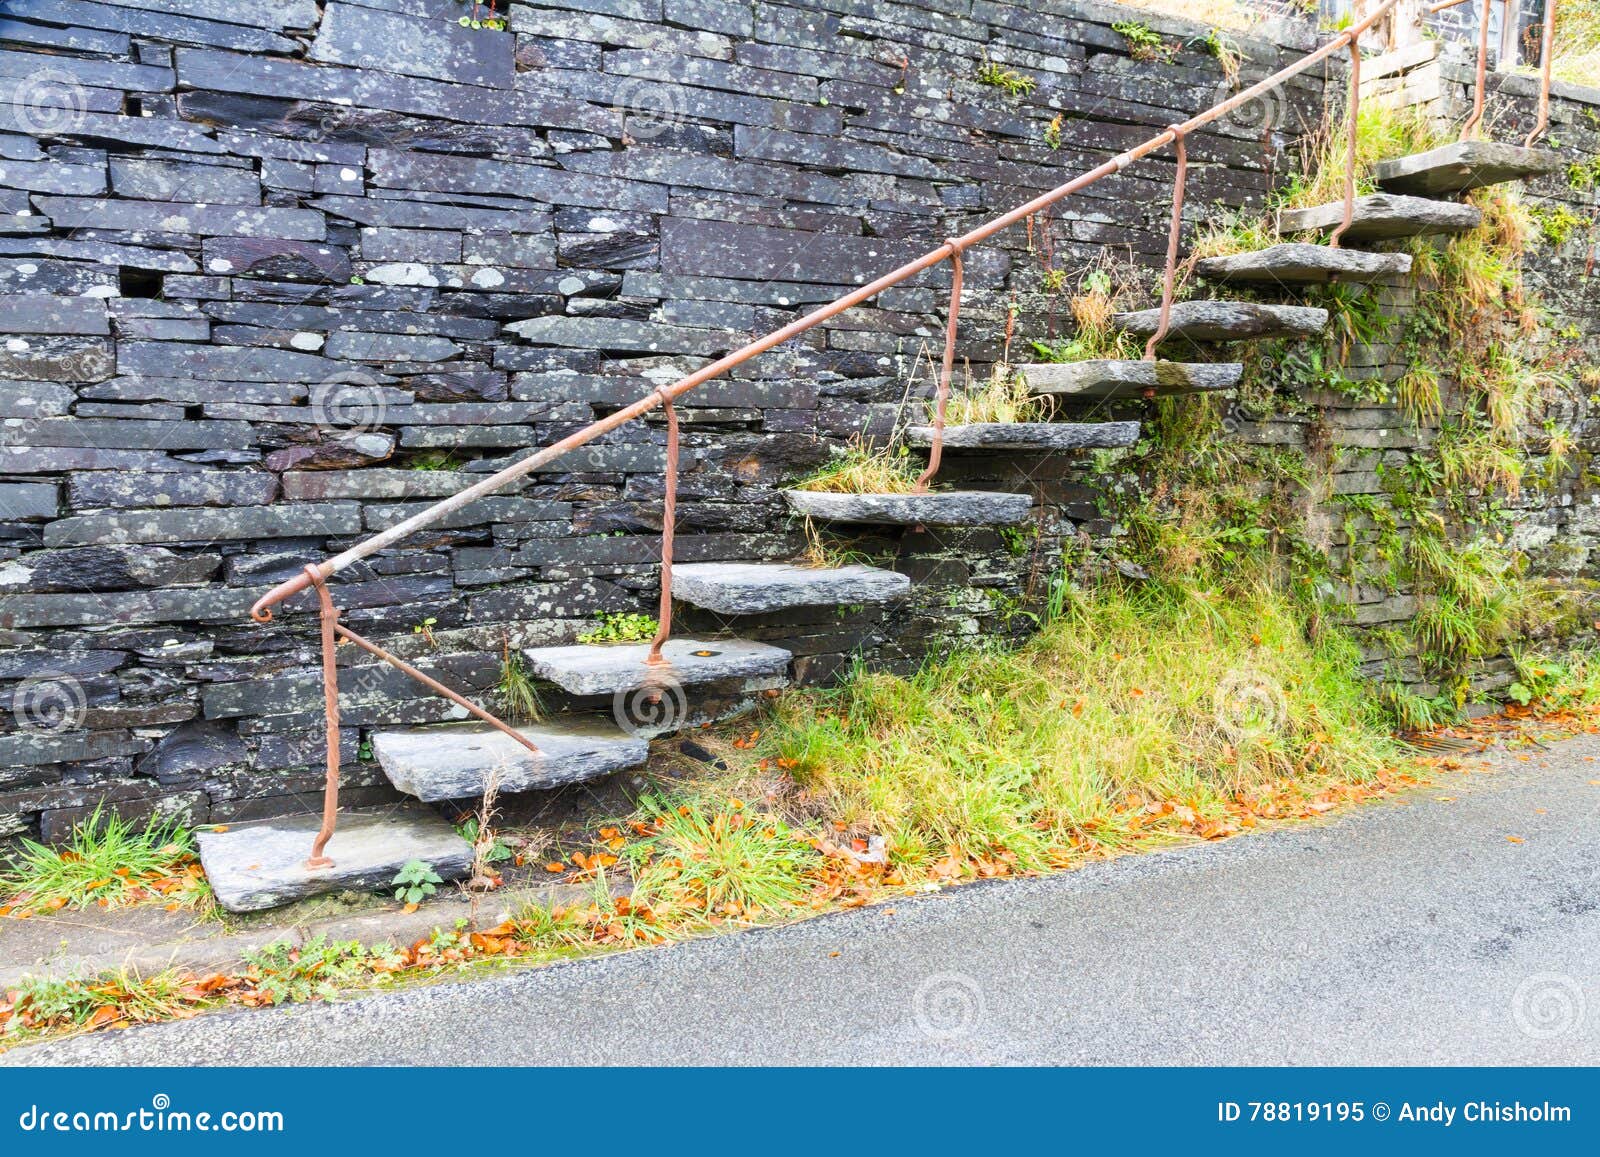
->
[195,806,473,913]
[784,488,1032,526]
[672,561,910,614]
[371,719,648,802]
[524,637,792,695]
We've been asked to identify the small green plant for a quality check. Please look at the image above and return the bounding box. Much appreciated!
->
[243,936,372,1005]
[1531,202,1587,247]
[409,451,463,471]
[578,611,659,644]
[413,616,439,646]
[454,0,507,30]
[976,58,1035,97]
[1194,29,1241,83]
[498,647,546,723]
[1112,21,1172,62]
[392,859,443,906]
[457,818,514,863]
[1043,111,1064,150]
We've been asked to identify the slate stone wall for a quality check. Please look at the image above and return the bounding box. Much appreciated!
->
[0,1,1593,841]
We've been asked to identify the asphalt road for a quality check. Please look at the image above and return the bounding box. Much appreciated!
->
[9,733,1600,1066]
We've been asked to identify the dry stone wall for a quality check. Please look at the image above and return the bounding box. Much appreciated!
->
[0,0,1593,841]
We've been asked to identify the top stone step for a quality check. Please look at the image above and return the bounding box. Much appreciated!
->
[1373,141,1560,196]
[524,637,791,696]
[1277,193,1481,241]
[1112,301,1328,342]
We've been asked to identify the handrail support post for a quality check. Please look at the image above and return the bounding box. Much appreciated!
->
[305,565,341,870]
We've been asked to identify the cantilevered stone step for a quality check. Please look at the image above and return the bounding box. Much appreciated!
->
[524,637,791,695]
[1018,359,1242,398]
[1194,243,1412,285]
[1277,193,1481,241]
[371,720,647,802]
[784,489,1032,526]
[905,420,1140,451]
[1112,301,1328,341]
[196,807,473,914]
[672,561,909,614]
[1374,141,1560,196]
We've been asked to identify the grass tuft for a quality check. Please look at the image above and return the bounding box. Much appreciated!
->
[1,807,209,913]
[792,439,922,495]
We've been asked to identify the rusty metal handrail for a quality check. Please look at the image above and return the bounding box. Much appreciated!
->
[249,0,1448,868]
[1431,0,1559,143]
[252,0,1407,624]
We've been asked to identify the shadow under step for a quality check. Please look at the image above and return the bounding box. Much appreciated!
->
[1374,141,1559,196]
[905,420,1139,451]
[1112,301,1328,342]
[196,806,473,913]
[1277,193,1481,241]
[1195,243,1412,285]
[371,719,648,802]
[783,489,1032,526]
[673,561,909,614]
[1018,359,1241,398]
[524,637,792,695]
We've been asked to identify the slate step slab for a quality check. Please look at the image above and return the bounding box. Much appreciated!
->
[783,489,1032,526]
[524,637,792,695]
[1194,243,1413,285]
[1018,359,1242,398]
[371,720,648,802]
[1112,301,1329,342]
[196,807,473,914]
[1373,141,1560,196]
[1276,193,1482,241]
[671,561,910,614]
[905,421,1140,451]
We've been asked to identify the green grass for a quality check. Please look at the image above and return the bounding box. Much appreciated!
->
[1279,102,1441,211]
[1,806,209,912]
[941,363,1050,425]
[624,795,815,920]
[498,648,546,723]
[753,581,1403,873]
[791,440,922,495]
